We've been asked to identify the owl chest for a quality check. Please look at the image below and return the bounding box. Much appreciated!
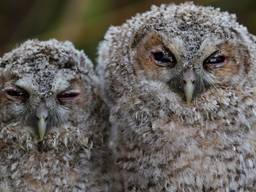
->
[116,112,256,191]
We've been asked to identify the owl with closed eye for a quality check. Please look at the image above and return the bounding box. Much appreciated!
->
[97,2,256,192]
[0,39,109,191]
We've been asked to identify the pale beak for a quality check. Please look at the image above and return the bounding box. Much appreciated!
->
[38,117,47,141]
[183,69,196,105]
[36,104,48,141]
[184,80,194,104]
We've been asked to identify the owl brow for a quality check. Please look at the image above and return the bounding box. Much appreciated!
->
[131,32,147,49]
[130,27,162,49]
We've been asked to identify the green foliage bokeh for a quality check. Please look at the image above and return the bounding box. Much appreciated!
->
[0,0,255,62]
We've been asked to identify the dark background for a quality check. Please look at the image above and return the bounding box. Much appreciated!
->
[0,0,255,62]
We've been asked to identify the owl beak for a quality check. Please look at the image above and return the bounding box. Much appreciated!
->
[36,105,48,141]
[183,69,196,105]
[38,117,47,141]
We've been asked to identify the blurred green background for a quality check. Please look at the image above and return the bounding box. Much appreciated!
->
[0,0,255,62]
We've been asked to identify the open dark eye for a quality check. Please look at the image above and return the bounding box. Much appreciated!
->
[151,48,177,68]
[57,90,80,103]
[203,51,226,70]
[4,86,29,101]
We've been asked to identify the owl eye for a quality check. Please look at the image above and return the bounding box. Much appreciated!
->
[203,51,226,69]
[57,90,80,103]
[151,49,177,68]
[4,86,29,101]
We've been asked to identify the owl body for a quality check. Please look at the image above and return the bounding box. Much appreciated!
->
[97,3,256,191]
[0,40,109,191]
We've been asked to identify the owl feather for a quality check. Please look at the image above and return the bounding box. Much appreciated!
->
[97,2,256,191]
[0,39,110,192]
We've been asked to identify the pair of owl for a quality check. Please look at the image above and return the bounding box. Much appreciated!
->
[1,2,256,192]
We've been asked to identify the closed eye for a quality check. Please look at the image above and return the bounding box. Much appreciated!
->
[57,90,80,103]
[3,86,29,101]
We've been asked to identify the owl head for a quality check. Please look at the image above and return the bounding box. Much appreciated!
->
[98,2,255,106]
[0,39,98,147]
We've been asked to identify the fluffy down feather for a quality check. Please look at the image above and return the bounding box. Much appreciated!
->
[97,2,256,191]
[0,39,110,192]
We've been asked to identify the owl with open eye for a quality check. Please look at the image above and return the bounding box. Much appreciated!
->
[97,2,256,192]
[0,39,109,191]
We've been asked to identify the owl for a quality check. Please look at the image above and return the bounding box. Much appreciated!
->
[97,2,256,192]
[0,39,109,191]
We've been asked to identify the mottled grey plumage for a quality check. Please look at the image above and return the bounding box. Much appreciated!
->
[0,39,109,191]
[97,2,256,191]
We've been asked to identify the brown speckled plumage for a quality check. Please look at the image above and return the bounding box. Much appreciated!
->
[0,39,109,192]
[97,2,256,191]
